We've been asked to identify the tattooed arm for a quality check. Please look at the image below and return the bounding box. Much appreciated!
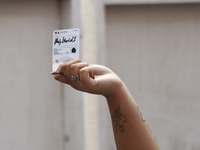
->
[54,59,160,150]
[106,83,160,150]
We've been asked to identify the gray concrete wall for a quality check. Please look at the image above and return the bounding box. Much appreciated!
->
[104,0,200,5]
[1,1,200,150]
[106,4,200,150]
[59,1,85,150]
[0,1,63,150]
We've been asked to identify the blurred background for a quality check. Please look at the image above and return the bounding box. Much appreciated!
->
[0,0,200,150]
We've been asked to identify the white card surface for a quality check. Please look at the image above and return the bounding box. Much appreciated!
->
[52,28,79,72]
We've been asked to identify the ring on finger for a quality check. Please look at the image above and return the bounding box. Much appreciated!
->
[71,75,80,80]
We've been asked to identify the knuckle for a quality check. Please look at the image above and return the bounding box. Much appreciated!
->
[76,59,81,62]
[59,63,66,69]
[79,68,86,75]
[82,62,88,65]
[70,64,76,70]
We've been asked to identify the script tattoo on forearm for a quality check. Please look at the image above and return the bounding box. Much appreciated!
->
[113,105,127,133]
[136,106,158,142]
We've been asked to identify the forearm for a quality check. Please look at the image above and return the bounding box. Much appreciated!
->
[53,60,160,149]
[106,83,160,150]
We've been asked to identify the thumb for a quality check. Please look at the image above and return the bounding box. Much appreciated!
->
[54,74,69,84]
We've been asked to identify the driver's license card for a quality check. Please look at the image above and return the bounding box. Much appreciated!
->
[52,28,79,73]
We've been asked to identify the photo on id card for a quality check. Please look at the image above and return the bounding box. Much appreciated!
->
[52,28,79,73]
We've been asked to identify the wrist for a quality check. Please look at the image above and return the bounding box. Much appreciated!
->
[105,81,127,100]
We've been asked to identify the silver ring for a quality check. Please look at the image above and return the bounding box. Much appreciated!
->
[71,75,80,80]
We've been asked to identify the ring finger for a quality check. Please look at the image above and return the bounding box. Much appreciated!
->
[70,62,89,81]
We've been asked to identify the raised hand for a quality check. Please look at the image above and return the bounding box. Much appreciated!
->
[54,59,123,97]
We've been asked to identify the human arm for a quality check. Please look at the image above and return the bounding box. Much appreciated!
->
[53,59,160,150]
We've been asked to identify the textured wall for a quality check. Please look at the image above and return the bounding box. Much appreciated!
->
[2,1,200,150]
[0,1,63,150]
[106,4,200,150]
[104,0,200,5]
